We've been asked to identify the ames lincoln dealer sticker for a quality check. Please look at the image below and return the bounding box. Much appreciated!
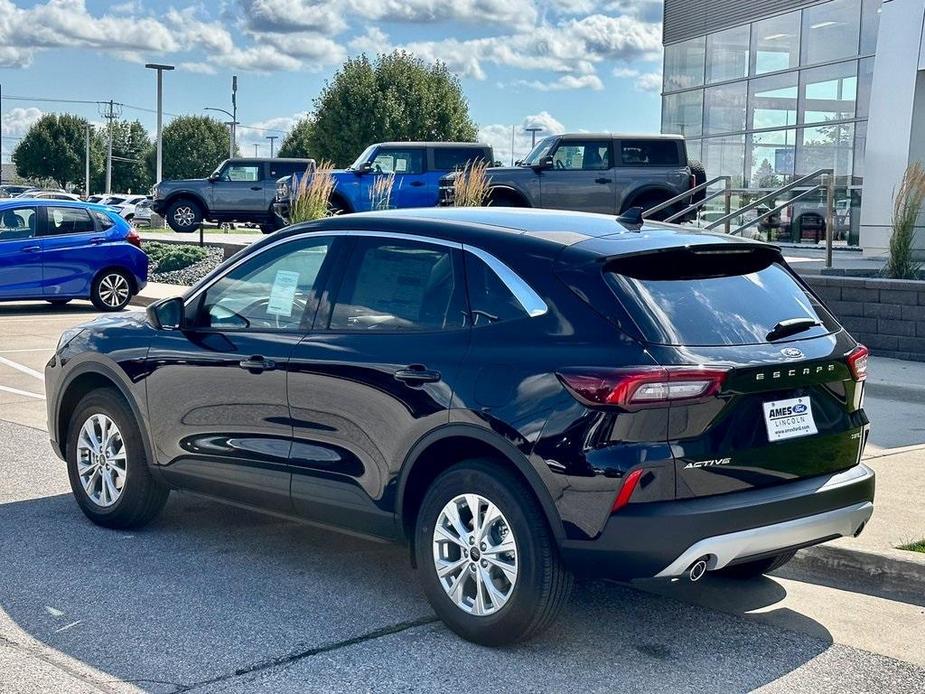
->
[762,396,818,442]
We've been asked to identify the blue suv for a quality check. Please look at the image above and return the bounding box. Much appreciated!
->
[0,199,147,311]
[274,142,493,221]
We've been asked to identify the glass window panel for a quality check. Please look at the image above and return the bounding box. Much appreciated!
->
[796,122,855,178]
[685,139,702,162]
[853,120,867,181]
[751,11,801,75]
[856,57,874,119]
[748,129,796,188]
[706,25,750,83]
[800,61,857,125]
[801,0,861,65]
[704,82,747,135]
[664,37,705,91]
[749,72,798,130]
[703,135,746,187]
[860,0,881,54]
[662,90,703,138]
[0,207,36,240]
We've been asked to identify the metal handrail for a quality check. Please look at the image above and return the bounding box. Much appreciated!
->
[663,187,729,223]
[704,168,832,230]
[641,176,731,218]
[729,185,824,236]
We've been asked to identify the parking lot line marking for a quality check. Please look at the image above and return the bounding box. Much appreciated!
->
[0,355,43,381]
[0,384,44,400]
[0,348,54,354]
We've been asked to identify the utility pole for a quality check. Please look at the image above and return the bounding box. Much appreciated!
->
[223,121,236,158]
[231,75,238,156]
[267,135,277,157]
[253,143,259,157]
[145,63,175,184]
[510,125,515,166]
[84,124,90,198]
[99,100,122,194]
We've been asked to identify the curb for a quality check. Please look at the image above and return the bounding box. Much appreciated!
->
[789,543,925,594]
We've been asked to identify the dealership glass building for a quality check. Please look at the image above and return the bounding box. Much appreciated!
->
[661,0,884,247]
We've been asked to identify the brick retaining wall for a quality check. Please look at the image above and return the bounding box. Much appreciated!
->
[803,275,925,361]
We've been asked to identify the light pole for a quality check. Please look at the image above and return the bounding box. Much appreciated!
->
[525,127,543,148]
[145,63,174,184]
[231,75,238,153]
[85,124,90,198]
[204,107,238,158]
[267,135,278,157]
[253,143,259,157]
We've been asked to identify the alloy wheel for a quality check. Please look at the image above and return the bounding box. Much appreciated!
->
[174,206,195,227]
[76,414,127,508]
[432,493,518,616]
[98,273,129,308]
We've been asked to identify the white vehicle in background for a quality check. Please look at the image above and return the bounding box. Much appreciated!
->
[15,190,82,201]
[130,198,157,226]
[87,194,109,204]
[108,195,149,221]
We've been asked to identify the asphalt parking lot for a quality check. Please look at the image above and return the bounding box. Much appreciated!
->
[1,301,924,693]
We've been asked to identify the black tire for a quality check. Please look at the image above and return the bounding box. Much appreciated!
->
[165,198,203,233]
[487,189,527,208]
[46,299,71,306]
[415,459,572,646]
[688,159,707,205]
[90,269,133,312]
[328,197,348,215]
[66,389,169,529]
[717,551,796,579]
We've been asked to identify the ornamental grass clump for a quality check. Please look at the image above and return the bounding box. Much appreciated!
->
[884,162,925,280]
[453,159,491,207]
[290,161,336,223]
[369,172,395,210]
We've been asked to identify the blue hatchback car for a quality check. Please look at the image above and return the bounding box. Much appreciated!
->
[0,199,147,311]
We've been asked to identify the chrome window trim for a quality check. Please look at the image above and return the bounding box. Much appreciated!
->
[184,228,548,319]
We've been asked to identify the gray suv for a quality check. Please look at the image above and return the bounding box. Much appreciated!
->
[153,158,315,234]
[440,134,704,219]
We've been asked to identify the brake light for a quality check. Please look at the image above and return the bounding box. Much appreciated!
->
[847,344,869,381]
[556,366,728,408]
[612,468,644,513]
[125,228,141,248]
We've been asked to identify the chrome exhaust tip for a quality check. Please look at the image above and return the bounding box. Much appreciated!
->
[688,558,708,582]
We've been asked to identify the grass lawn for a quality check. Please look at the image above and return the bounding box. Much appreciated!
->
[899,540,925,553]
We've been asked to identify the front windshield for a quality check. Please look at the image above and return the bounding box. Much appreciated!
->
[521,137,557,166]
[349,145,377,170]
[211,160,230,178]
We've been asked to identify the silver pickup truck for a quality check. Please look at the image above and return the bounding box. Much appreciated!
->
[440,133,704,219]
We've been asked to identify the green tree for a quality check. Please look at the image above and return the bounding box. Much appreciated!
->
[92,120,154,193]
[278,117,314,158]
[13,113,96,189]
[149,115,231,180]
[308,51,478,166]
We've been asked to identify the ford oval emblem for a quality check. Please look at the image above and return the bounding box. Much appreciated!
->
[781,348,804,359]
[793,403,808,414]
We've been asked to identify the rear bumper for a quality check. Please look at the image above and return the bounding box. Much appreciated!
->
[151,200,167,215]
[559,463,875,580]
[272,200,290,224]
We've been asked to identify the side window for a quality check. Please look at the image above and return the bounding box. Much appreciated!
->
[371,149,424,175]
[433,148,489,171]
[269,162,301,178]
[91,210,114,229]
[0,207,36,241]
[199,237,332,331]
[551,141,612,171]
[46,207,95,235]
[221,164,262,182]
[329,239,465,331]
[464,253,530,326]
[619,140,682,166]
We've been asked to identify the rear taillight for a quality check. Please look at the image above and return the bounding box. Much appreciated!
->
[847,344,869,381]
[125,229,141,248]
[556,366,728,408]
[611,468,644,513]
[689,173,697,190]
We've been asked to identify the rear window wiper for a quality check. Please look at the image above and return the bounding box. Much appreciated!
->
[766,317,820,342]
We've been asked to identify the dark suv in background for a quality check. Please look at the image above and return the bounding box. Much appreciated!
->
[46,207,873,646]
[440,134,705,219]
[153,157,315,234]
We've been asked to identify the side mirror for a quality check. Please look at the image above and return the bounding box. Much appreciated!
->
[147,296,186,330]
[208,172,220,182]
[533,155,554,171]
[356,162,374,175]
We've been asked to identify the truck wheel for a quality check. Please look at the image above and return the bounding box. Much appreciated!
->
[717,551,796,579]
[688,159,707,204]
[415,459,572,646]
[166,199,203,233]
[487,190,526,208]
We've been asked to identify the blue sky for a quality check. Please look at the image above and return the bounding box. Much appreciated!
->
[1,0,665,166]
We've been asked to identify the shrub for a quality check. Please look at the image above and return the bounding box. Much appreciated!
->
[884,163,925,280]
[453,160,491,207]
[290,162,336,223]
[144,241,207,273]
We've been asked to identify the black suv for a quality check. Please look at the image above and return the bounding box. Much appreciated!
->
[45,207,874,645]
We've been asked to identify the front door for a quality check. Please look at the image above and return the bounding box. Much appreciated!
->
[0,206,42,299]
[287,235,470,537]
[367,147,428,209]
[40,205,106,297]
[145,234,336,511]
[539,139,616,214]
[213,161,268,214]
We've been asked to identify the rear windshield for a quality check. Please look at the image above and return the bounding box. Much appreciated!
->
[605,249,839,346]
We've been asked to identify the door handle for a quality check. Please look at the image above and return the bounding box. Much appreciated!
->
[409,180,425,187]
[239,355,277,373]
[595,178,612,184]
[250,186,262,191]
[394,365,441,384]
[91,237,105,245]
[21,245,40,253]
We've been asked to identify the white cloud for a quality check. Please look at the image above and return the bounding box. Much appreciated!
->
[2,107,44,137]
[348,0,538,30]
[166,7,236,55]
[612,67,639,78]
[515,74,604,90]
[238,0,348,35]
[0,45,34,68]
[634,71,662,93]
[179,61,217,75]
[478,111,565,165]
[260,32,346,64]
[237,112,310,154]
[211,46,303,72]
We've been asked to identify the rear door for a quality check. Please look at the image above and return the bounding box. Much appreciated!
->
[603,245,866,498]
[539,139,616,213]
[39,205,106,297]
[0,206,42,298]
